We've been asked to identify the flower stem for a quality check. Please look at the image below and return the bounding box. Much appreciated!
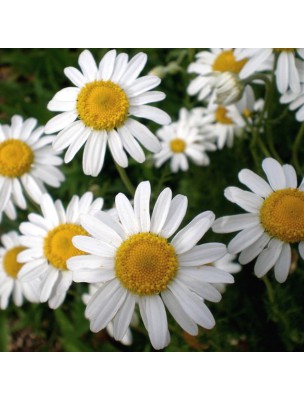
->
[292,122,304,174]
[115,163,135,197]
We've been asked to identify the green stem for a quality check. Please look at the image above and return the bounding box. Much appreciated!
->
[291,122,304,174]
[115,163,135,197]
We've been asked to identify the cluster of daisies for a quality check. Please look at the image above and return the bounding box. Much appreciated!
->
[0,48,303,350]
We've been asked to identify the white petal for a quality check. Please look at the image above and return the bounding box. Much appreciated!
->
[161,289,198,335]
[129,91,165,106]
[212,214,259,233]
[72,268,115,284]
[224,187,264,213]
[239,233,271,264]
[119,52,147,86]
[254,239,283,278]
[44,111,78,134]
[98,49,116,80]
[80,214,123,247]
[150,188,172,234]
[64,67,87,87]
[282,164,297,188]
[134,181,151,232]
[0,179,11,211]
[13,281,23,306]
[108,130,128,168]
[12,179,26,209]
[262,158,286,190]
[130,105,171,125]
[180,266,234,284]
[20,174,43,204]
[178,274,222,303]
[126,119,161,153]
[228,225,264,254]
[299,242,304,260]
[52,87,80,102]
[171,212,215,254]
[113,292,135,341]
[178,243,227,267]
[142,295,170,350]
[83,131,107,177]
[126,76,160,97]
[64,128,91,163]
[40,194,59,227]
[117,126,145,163]
[115,193,139,235]
[274,243,291,283]
[78,49,98,81]
[111,53,129,83]
[72,235,116,257]
[40,268,59,302]
[168,280,215,329]
[160,195,188,238]
[238,169,273,197]
[18,260,49,282]
[52,121,86,152]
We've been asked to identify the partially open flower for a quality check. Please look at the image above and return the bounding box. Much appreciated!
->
[214,72,244,106]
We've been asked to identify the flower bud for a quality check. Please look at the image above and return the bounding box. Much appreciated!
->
[214,72,244,106]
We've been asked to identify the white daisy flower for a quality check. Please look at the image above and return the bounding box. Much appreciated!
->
[187,48,247,102]
[238,48,304,94]
[17,192,104,309]
[154,108,216,172]
[280,83,304,121]
[213,157,304,283]
[45,49,171,177]
[82,283,138,346]
[0,231,40,309]
[212,253,242,293]
[235,85,264,121]
[67,181,233,350]
[0,115,64,220]
[201,104,245,149]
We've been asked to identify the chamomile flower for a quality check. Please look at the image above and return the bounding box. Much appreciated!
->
[17,192,104,309]
[45,49,171,177]
[82,283,137,346]
[212,253,242,293]
[187,48,247,102]
[67,181,233,350]
[154,108,216,172]
[213,158,304,283]
[0,231,40,309]
[0,115,64,219]
[238,48,304,94]
[201,104,245,149]
[280,84,304,121]
[235,85,264,121]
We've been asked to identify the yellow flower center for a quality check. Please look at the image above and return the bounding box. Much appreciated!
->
[0,139,34,177]
[3,246,26,278]
[44,223,87,270]
[115,232,178,296]
[77,80,129,131]
[215,106,233,124]
[170,138,186,153]
[273,48,296,53]
[260,189,304,243]
[243,108,252,118]
[212,50,247,74]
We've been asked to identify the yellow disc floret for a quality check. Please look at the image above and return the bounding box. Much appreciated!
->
[212,50,247,74]
[44,223,87,270]
[0,139,34,177]
[77,80,129,131]
[3,246,26,278]
[215,106,233,125]
[115,232,178,296]
[170,138,186,153]
[260,189,304,243]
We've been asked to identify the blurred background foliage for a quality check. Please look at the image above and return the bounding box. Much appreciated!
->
[0,48,303,352]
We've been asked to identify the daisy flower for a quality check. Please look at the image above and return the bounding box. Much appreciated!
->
[238,48,304,94]
[187,48,247,102]
[235,85,264,121]
[67,181,233,350]
[0,231,40,309]
[154,108,216,172]
[201,104,245,149]
[82,283,138,346]
[45,49,171,177]
[17,192,104,309]
[0,115,64,219]
[212,158,304,283]
[212,253,242,293]
[280,83,304,121]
